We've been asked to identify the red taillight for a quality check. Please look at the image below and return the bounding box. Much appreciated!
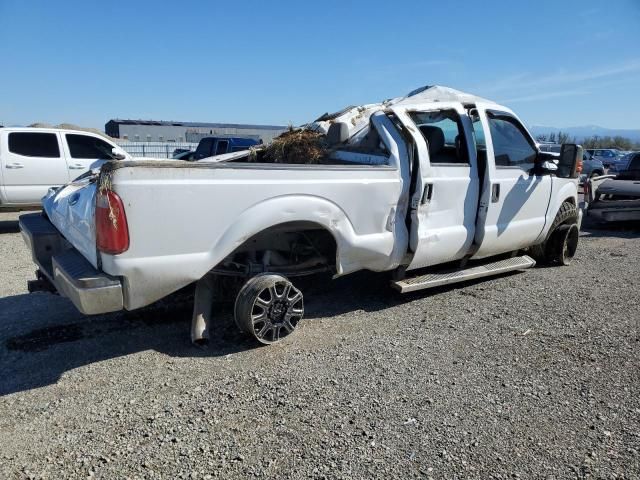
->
[96,190,129,254]
[576,159,583,175]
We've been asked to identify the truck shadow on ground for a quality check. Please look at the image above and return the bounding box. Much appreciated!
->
[0,220,20,234]
[2,210,637,396]
[0,294,250,396]
[0,270,505,396]
[4,220,638,396]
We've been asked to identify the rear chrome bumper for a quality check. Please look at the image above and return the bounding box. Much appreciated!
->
[19,213,123,315]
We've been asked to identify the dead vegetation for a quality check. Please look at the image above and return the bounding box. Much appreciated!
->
[261,128,329,164]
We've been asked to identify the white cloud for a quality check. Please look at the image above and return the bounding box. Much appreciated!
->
[502,90,590,104]
[475,59,640,96]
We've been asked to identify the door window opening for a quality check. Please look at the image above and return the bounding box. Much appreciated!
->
[486,113,537,168]
[409,110,469,164]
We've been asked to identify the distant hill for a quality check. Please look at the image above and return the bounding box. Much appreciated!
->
[529,125,640,142]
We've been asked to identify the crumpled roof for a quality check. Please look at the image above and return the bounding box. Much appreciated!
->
[309,85,497,136]
[390,85,495,107]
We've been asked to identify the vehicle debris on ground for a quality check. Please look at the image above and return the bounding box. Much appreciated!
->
[585,152,640,222]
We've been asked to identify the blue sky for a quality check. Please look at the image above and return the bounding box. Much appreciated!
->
[1,0,639,130]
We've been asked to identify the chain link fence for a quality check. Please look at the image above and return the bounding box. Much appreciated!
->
[115,141,199,158]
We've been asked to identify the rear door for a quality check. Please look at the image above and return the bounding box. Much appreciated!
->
[194,138,215,159]
[392,103,480,269]
[62,133,117,175]
[214,139,229,155]
[0,131,68,204]
[471,106,552,258]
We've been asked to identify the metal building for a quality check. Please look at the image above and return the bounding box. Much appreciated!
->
[105,120,288,144]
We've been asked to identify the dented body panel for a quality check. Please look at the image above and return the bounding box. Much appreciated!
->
[100,161,409,309]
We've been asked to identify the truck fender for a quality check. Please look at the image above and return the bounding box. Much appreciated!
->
[208,194,404,277]
[535,181,578,244]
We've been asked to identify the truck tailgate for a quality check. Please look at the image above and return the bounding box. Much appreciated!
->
[43,178,98,268]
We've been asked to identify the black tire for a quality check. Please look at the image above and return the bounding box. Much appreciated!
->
[589,170,603,178]
[548,224,579,266]
[234,274,304,345]
[529,201,578,264]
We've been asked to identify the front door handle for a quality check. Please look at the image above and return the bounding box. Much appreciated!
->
[6,163,24,169]
[421,183,434,205]
[491,183,500,203]
[68,164,85,170]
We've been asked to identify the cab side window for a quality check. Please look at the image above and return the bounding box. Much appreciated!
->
[66,134,115,159]
[8,132,60,158]
[214,140,229,155]
[487,114,537,168]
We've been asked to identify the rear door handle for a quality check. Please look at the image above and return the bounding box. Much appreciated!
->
[491,183,500,203]
[6,163,24,169]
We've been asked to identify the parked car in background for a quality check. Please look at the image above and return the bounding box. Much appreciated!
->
[537,143,562,154]
[193,136,261,160]
[616,152,640,177]
[0,128,130,211]
[585,148,625,169]
[172,148,191,157]
[582,152,605,181]
[586,152,640,222]
[539,143,604,181]
[172,150,196,161]
[607,151,639,174]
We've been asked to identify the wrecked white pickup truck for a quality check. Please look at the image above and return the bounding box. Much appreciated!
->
[20,86,583,345]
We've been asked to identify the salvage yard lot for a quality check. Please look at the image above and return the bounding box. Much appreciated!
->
[0,211,639,478]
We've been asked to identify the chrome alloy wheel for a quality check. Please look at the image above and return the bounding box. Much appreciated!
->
[234,274,304,344]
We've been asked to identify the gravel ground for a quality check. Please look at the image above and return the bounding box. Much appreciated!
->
[0,211,639,479]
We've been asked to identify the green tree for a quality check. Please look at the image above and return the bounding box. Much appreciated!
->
[557,131,575,144]
[582,135,640,150]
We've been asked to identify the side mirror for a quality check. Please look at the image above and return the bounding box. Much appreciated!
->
[111,147,127,160]
[557,144,583,178]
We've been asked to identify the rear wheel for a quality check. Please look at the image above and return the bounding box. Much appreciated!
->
[234,274,304,344]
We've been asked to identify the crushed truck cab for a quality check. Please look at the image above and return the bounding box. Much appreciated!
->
[20,85,582,345]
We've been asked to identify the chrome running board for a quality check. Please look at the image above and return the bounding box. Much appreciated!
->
[392,255,536,293]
